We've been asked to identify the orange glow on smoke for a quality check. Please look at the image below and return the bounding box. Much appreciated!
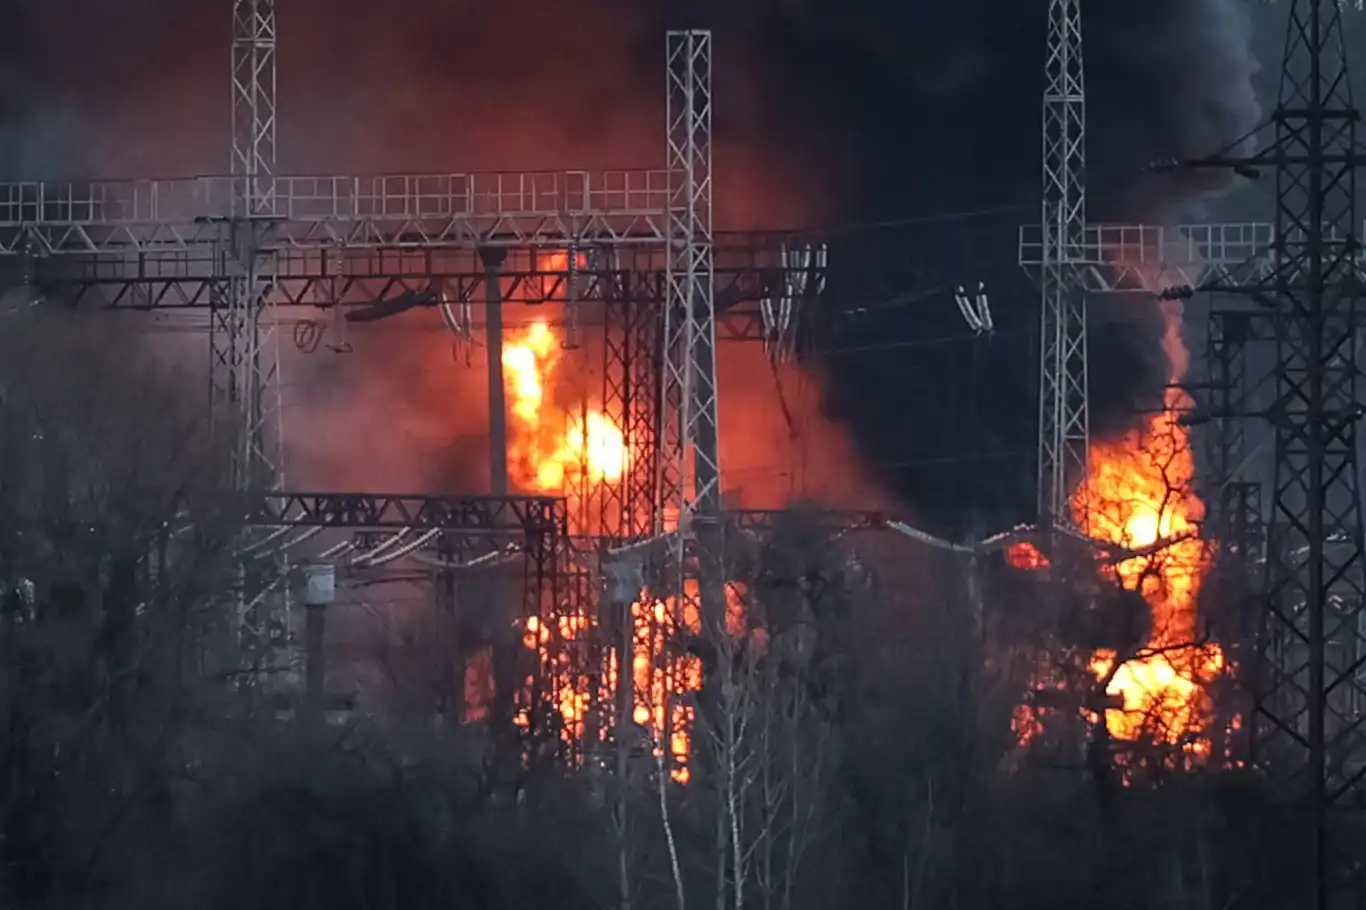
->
[1074,310,1224,752]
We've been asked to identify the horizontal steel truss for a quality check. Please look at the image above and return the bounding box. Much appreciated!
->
[253,491,567,744]
[726,508,893,534]
[31,240,825,311]
[251,491,563,535]
[1019,221,1366,292]
[0,172,671,253]
[352,508,895,557]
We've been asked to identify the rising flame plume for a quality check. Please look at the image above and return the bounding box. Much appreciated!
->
[1011,299,1227,761]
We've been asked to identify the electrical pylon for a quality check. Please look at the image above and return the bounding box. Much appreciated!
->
[1193,1,1366,905]
[1258,2,1366,902]
[214,0,282,491]
[1037,0,1089,527]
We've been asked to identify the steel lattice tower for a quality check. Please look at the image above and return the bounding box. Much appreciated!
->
[220,0,285,670]
[1207,1,1366,904]
[661,26,725,637]
[214,0,282,490]
[660,30,719,537]
[1037,0,1089,527]
[658,32,723,778]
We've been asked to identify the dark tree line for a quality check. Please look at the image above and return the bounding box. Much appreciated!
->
[0,306,1339,910]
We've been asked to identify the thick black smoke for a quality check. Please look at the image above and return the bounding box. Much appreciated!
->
[743,0,1264,534]
[0,0,1263,531]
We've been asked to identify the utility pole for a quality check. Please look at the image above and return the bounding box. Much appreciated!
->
[1037,0,1089,528]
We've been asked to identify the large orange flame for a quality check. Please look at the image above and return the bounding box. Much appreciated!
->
[502,317,629,499]
[1075,308,1224,751]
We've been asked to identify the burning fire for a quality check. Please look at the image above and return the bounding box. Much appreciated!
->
[519,580,748,784]
[1010,303,1226,758]
[502,318,629,497]
[1007,541,1049,570]
[500,279,734,781]
[1075,310,1224,752]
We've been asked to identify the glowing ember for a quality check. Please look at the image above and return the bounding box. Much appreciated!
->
[1007,541,1049,570]
[622,581,749,783]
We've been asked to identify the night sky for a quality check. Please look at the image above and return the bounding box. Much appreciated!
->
[0,0,1300,535]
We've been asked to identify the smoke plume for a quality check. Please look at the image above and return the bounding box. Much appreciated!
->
[772,0,1264,533]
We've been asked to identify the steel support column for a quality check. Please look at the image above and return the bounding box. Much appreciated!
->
[220,0,284,675]
[602,265,663,540]
[1206,308,1253,494]
[1037,0,1089,527]
[661,29,719,533]
[659,29,722,785]
[217,0,282,489]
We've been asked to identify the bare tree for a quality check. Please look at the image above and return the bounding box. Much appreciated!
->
[697,615,760,910]
[0,308,243,907]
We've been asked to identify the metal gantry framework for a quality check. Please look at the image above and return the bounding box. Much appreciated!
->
[250,491,566,741]
[1205,308,1256,496]
[1037,0,1089,527]
[0,15,754,761]
[1201,306,1268,747]
[231,0,277,213]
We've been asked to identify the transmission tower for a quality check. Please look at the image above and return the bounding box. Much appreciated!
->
[1194,1,1366,904]
[1037,0,1089,527]
[214,0,282,490]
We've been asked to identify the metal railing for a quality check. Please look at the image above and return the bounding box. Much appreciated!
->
[0,170,670,227]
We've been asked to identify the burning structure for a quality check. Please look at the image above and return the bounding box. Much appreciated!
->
[1,1,1363,904]
[0,0,1284,772]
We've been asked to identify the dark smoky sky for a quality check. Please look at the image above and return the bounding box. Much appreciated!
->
[0,0,1295,533]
